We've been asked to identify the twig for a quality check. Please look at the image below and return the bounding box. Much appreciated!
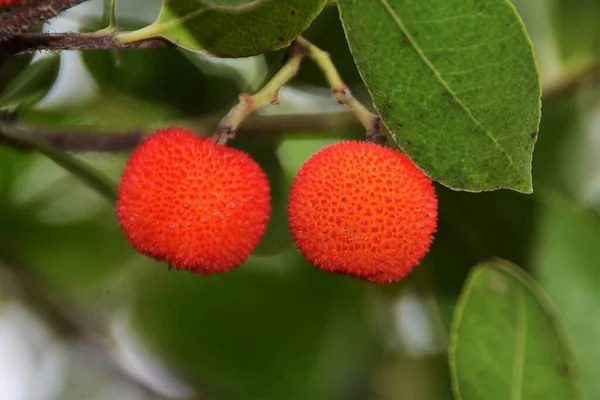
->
[211,36,384,145]
[0,0,90,42]
[0,120,118,201]
[295,36,384,144]
[1,32,173,55]
[542,62,600,101]
[0,112,364,152]
[212,43,305,144]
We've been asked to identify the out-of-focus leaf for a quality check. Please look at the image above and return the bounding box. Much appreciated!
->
[83,49,241,117]
[0,147,131,293]
[120,0,327,57]
[82,18,243,117]
[17,93,181,130]
[0,55,60,111]
[0,54,34,94]
[132,250,377,399]
[532,192,600,399]
[529,90,600,400]
[427,186,535,328]
[337,0,541,193]
[450,259,582,400]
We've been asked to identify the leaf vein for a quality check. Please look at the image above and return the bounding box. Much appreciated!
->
[376,0,520,175]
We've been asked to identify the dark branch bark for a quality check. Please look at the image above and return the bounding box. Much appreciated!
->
[1,33,173,55]
[0,0,91,42]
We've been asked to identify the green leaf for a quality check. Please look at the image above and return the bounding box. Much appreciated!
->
[199,0,266,8]
[0,125,117,202]
[337,0,541,193]
[449,259,582,400]
[532,192,600,399]
[0,54,34,94]
[0,147,131,293]
[120,0,327,57]
[18,93,181,130]
[427,186,536,329]
[0,55,60,111]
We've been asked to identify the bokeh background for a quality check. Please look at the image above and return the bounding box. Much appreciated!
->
[0,0,599,399]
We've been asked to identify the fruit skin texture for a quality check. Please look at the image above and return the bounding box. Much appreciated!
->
[288,141,437,283]
[0,0,23,7]
[116,127,271,274]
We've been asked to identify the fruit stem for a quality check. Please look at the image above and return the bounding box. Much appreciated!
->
[295,36,385,144]
[212,43,305,144]
[116,8,209,44]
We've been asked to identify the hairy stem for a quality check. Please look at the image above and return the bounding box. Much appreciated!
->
[0,0,90,42]
[1,33,172,55]
[295,36,384,143]
[212,43,305,144]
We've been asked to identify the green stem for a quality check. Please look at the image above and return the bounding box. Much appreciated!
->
[212,44,305,143]
[115,8,209,44]
[295,37,383,142]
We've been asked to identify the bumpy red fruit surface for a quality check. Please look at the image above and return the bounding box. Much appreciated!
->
[116,127,270,274]
[288,141,437,283]
[0,0,23,7]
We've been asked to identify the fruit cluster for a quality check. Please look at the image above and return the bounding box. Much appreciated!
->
[116,127,438,284]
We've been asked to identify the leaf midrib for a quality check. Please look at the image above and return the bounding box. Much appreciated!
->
[376,0,520,175]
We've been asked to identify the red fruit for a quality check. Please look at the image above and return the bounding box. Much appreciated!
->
[288,141,437,283]
[116,127,271,274]
[0,0,24,7]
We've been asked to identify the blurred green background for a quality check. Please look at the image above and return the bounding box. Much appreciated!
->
[0,0,599,399]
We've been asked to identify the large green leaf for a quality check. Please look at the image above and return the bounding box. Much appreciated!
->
[337,0,541,193]
[120,0,327,57]
[449,259,582,400]
[0,55,60,112]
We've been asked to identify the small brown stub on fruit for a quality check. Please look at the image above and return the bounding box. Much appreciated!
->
[531,131,538,139]
[279,36,285,42]
[290,10,296,16]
